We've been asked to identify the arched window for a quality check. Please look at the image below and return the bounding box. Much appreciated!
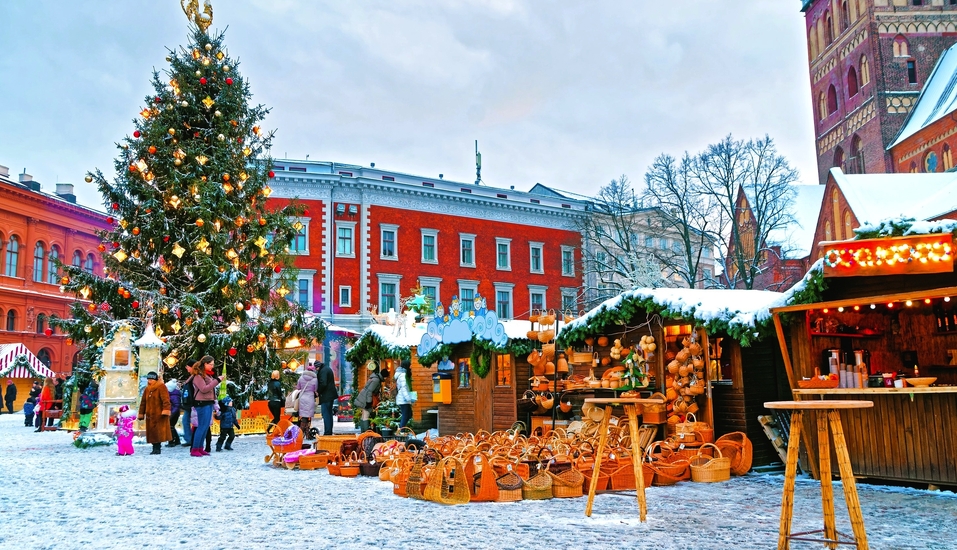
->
[841,1,850,31]
[47,245,60,285]
[944,144,953,170]
[5,236,19,277]
[809,25,819,59]
[36,313,46,334]
[33,242,45,283]
[819,92,828,120]
[860,55,870,85]
[851,135,864,173]
[72,250,82,268]
[826,12,834,45]
[825,221,833,241]
[6,310,16,331]
[847,67,859,97]
[844,211,854,239]
[924,151,939,172]
[831,190,841,240]
[818,19,826,55]
[834,147,846,171]
[84,253,95,274]
[37,348,52,367]
[894,35,909,57]
[827,85,839,115]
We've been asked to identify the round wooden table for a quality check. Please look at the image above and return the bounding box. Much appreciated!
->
[765,400,873,550]
[582,397,665,522]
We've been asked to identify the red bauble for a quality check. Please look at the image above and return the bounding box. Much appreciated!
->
[97,244,106,252]
[273,265,281,273]
[226,78,233,85]
[112,242,120,249]
[112,203,119,210]
[194,132,200,138]
[303,210,309,216]
[228,347,237,357]
[148,145,157,154]
[131,300,139,309]
[163,236,170,242]
[133,130,141,138]
[106,217,115,224]
[200,77,207,85]
[268,171,275,178]
[100,302,111,311]
[245,302,252,310]
[154,96,162,103]
[43,328,53,337]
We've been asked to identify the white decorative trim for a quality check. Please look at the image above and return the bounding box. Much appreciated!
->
[380,223,399,261]
[338,285,352,308]
[421,228,439,264]
[561,245,576,277]
[335,221,357,258]
[495,237,512,271]
[377,273,402,314]
[322,203,332,315]
[529,241,544,274]
[492,282,515,319]
[459,233,476,268]
[295,269,317,311]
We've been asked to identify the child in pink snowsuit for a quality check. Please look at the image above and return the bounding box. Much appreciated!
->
[115,404,136,456]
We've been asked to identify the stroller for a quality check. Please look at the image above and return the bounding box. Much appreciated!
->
[265,419,304,466]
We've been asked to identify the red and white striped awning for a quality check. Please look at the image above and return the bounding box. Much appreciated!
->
[0,343,56,378]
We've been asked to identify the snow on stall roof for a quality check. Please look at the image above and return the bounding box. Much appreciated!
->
[890,43,957,148]
[561,287,783,335]
[767,258,825,311]
[355,323,427,349]
[854,216,957,238]
[501,320,534,341]
[831,168,957,223]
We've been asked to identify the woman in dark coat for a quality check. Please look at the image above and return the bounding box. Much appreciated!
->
[267,370,284,431]
[138,371,172,455]
[315,362,339,436]
[354,367,388,433]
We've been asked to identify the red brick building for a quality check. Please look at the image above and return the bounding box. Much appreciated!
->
[267,160,587,332]
[0,165,109,376]
[802,0,957,184]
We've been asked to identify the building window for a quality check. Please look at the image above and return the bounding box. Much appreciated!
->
[644,235,654,248]
[378,274,402,314]
[339,286,352,308]
[658,238,669,250]
[925,151,939,173]
[825,12,833,45]
[494,284,513,319]
[944,144,953,170]
[910,161,918,173]
[47,245,60,285]
[561,246,575,276]
[380,224,398,260]
[289,218,308,254]
[561,291,577,312]
[529,284,547,315]
[672,240,682,254]
[860,55,870,84]
[72,250,82,268]
[33,242,45,283]
[458,280,477,307]
[459,234,475,267]
[84,253,94,274]
[847,67,859,97]
[5,236,19,277]
[702,247,711,258]
[495,238,511,270]
[844,211,853,239]
[496,353,512,387]
[894,35,909,57]
[850,135,864,174]
[529,243,543,274]
[834,147,846,171]
[335,222,356,257]
[907,60,917,84]
[827,85,838,115]
[825,220,833,241]
[840,1,849,31]
[421,229,438,264]
[6,310,15,331]
[297,279,309,308]
[419,276,442,313]
[818,92,827,121]
[37,348,52,367]
[36,313,46,334]
[704,268,712,282]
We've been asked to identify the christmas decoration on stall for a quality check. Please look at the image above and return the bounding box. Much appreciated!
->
[51,2,324,395]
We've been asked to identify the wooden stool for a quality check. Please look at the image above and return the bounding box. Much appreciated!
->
[765,400,873,550]
[583,397,663,522]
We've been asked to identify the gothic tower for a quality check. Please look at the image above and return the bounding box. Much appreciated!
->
[803,0,957,183]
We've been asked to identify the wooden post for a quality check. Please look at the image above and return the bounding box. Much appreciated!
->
[584,406,612,517]
[817,412,838,549]
[828,410,870,550]
[778,410,804,550]
[624,404,647,522]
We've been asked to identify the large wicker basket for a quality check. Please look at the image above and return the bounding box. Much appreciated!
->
[714,431,753,476]
[495,470,524,502]
[315,434,357,453]
[689,443,731,483]
[299,450,330,470]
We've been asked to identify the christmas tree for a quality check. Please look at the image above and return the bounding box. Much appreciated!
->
[52,4,323,400]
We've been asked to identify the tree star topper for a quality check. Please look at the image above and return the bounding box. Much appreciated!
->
[181,0,213,32]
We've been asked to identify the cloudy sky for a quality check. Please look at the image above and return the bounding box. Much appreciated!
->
[0,1,815,210]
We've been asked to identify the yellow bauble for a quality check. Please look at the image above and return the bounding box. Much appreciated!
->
[84,175,93,183]
[197,334,207,343]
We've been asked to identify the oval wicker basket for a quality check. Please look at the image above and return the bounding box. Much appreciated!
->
[689,443,731,483]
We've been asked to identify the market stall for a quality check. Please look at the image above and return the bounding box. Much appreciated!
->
[769,225,957,486]
[0,343,57,411]
[558,287,790,469]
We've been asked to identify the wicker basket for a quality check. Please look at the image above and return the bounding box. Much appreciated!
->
[466,453,499,502]
[689,443,731,483]
[340,452,360,478]
[547,467,585,498]
[797,377,839,389]
[299,450,330,470]
[715,431,753,476]
[522,468,553,500]
[608,463,655,490]
[327,454,342,476]
[495,470,524,502]
[315,434,357,453]
[424,457,471,505]
[570,351,593,364]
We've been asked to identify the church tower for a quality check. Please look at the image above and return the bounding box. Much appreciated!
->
[803,0,957,183]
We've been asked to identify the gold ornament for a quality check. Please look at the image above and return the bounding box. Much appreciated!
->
[166,55,172,62]
[113,249,128,263]
[195,236,210,252]
[202,96,215,109]
[235,302,244,311]
[216,51,224,60]
[172,320,182,333]
[135,159,148,173]
[205,43,213,51]
[169,195,182,208]
[257,333,267,343]
[242,147,252,157]
[262,185,273,198]
[223,65,230,72]
[212,220,221,232]
[119,219,129,229]
[225,248,238,260]
[222,182,233,193]
[195,154,208,165]
[174,159,182,167]
[283,320,292,331]
[217,134,225,141]
[195,70,202,77]
[173,148,186,160]
[192,48,202,60]
[140,108,151,119]
[246,344,255,353]
[160,306,169,314]
[234,216,244,227]
[171,242,186,258]
[84,175,93,183]
[238,171,248,182]
[168,128,176,136]
[201,57,211,67]
[196,218,204,227]
[214,110,222,117]
[180,100,189,107]
[84,325,92,333]
[169,79,181,95]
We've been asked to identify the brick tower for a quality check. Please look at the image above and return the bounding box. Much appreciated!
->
[803,0,957,183]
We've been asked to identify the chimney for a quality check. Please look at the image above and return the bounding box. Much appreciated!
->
[0,165,9,178]
[55,183,76,204]
[19,170,40,192]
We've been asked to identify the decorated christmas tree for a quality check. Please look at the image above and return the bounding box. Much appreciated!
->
[52,4,323,399]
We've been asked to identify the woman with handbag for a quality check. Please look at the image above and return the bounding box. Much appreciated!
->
[266,370,284,431]
[186,356,221,457]
[354,366,389,433]
[296,363,318,439]
[394,359,416,429]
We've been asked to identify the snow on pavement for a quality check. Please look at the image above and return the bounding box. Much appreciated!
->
[0,413,953,550]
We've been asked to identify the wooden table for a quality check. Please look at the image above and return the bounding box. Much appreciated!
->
[765,400,873,550]
[583,397,664,522]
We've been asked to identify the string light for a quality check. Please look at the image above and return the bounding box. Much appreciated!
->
[824,238,953,270]
[837,306,844,313]
[870,304,876,309]
[905,300,913,307]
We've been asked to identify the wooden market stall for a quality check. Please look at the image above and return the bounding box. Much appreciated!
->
[0,343,58,411]
[769,231,957,486]
[557,288,791,469]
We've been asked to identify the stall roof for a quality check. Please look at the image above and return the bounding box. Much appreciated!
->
[358,323,427,350]
[0,343,56,378]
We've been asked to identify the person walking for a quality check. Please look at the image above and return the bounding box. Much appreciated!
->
[295,363,318,439]
[4,380,17,414]
[215,396,241,451]
[266,370,284,431]
[114,404,136,455]
[34,377,55,432]
[315,361,339,436]
[166,379,182,447]
[353,366,388,433]
[187,356,220,457]
[138,371,172,455]
[77,379,98,432]
[180,361,197,449]
[48,376,64,427]
[394,360,416,429]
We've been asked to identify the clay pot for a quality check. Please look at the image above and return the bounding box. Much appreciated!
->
[597,336,609,347]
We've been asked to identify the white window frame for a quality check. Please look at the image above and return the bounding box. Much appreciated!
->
[421,228,439,265]
[458,279,478,308]
[495,237,511,271]
[380,223,399,261]
[335,221,357,258]
[561,246,575,276]
[561,287,577,312]
[493,282,515,320]
[377,273,402,314]
[459,233,476,268]
[529,242,544,274]
[339,285,352,308]
[418,276,442,309]
[288,217,310,255]
[528,284,547,315]
[294,269,316,311]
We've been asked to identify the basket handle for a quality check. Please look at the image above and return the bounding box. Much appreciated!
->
[696,442,722,458]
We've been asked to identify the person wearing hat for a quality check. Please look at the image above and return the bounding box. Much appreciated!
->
[266,370,284,431]
[215,396,241,451]
[138,371,172,455]
[295,362,318,439]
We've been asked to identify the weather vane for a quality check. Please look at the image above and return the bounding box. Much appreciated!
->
[181,0,213,32]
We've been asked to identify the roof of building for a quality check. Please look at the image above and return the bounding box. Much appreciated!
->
[768,184,826,259]
[830,167,957,223]
[890,43,957,149]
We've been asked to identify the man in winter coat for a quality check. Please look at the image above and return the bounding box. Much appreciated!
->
[295,364,318,439]
[138,372,172,455]
[166,380,182,447]
[315,361,339,436]
[4,380,16,414]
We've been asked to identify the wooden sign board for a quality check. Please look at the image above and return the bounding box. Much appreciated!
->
[821,234,954,277]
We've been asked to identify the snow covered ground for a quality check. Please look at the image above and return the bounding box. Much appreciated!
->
[0,413,953,550]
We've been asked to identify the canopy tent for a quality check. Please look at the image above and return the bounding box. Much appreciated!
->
[0,343,57,378]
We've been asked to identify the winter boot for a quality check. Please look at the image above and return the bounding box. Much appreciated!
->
[190,448,204,457]
[216,444,223,452]
[150,443,161,455]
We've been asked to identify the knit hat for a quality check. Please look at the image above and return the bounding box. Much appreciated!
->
[166,380,178,392]
[305,363,316,371]
[146,371,158,380]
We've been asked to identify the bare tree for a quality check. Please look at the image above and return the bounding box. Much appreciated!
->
[642,152,725,289]
[696,135,798,290]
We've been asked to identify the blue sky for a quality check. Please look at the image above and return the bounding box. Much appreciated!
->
[0,1,815,209]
